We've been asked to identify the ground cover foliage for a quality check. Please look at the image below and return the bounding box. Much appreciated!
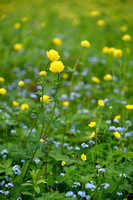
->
[0,0,133,199]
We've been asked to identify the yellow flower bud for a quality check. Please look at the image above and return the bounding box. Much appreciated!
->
[21,104,29,110]
[12,101,19,107]
[98,100,104,106]
[122,34,131,42]
[125,104,133,109]
[46,49,60,61]
[89,131,95,138]
[88,122,96,127]
[0,77,5,83]
[61,161,66,166]
[81,40,91,48]
[18,81,25,87]
[14,43,23,51]
[62,73,69,79]
[49,61,65,73]
[53,38,62,46]
[120,25,128,32]
[104,74,112,81]
[92,77,100,84]
[102,46,109,54]
[14,22,21,29]
[0,88,6,95]
[114,131,121,138]
[38,71,47,76]
[40,95,50,104]
[81,153,87,161]
[63,101,69,106]
[97,19,105,27]
[90,10,100,17]
[113,49,122,58]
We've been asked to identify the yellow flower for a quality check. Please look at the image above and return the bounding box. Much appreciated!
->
[81,40,91,48]
[114,131,121,138]
[114,115,121,120]
[113,49,122,58]
[97,19,105,27]
[89,131,95,138]
[41,22,46,27]
[125,48,130,54]
[53,37,62,46]
[109,106,113,109]
[38,71,47,76]
[14,43,23,51]
[122,34,131,42]
[21,17,28,22]
[18,81,25,87]
[21,104,29,110]
[49,61,65,73]
[62,73,69,79]
[120,25,128,32]
[90,10,100,17]
[108,47,115,55]
[98,100,104,106]
[102,46,109,54]
[46,49,60,61]
[123,86,128,92]
[0,88,6,95]
[63,101,69,106]
[61,161,66,166]
[40,95,50,104]
[125,104,133,109]
[104,74,112,81]
[88,122,96,127]
[14,22,21,29]
[92,77,100,84]
[0,77,5,83]
[12,101,19,107]
[81,153,87,161]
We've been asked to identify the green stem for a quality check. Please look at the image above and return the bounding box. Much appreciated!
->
[41,77,45,135]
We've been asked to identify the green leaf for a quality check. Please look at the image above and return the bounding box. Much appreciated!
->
[36,179,46,185]
[34,186,40,194]
[20,191,33,196]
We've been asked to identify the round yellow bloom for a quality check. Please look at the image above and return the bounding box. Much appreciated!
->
[14,22,21,29]
[46,49,60,61]
[90,10,100,17]
[53,37,62,46]
[109,106,113,109]
[125,104,133,109]
[114,115,121,120]
[49,61,65,73]
[122,34,131,42]
[63,101,69,106]
[88,122,96,127]
[61,161,66,166]
[0,88,6,95]
[92,77,100,84]
[114,131,121,138]
[81,40,91,48]
[21,104,29,110]
[40,95,50,104]
[62,73,69,79]
[38,71,47,76]
[81,153,87,161]
[21,17,28,22]
[89,131,95,138]
[97,19,105,27]
[108,47,115,55]
[98,100,104,106]
[0,77,5,83]
[102,46,109,54]
[120,25,128,32]
[12,101,19,107]
[14,43,23,51]
[18,81,25,87]
[104,74,112,81]
[113,49,122,58]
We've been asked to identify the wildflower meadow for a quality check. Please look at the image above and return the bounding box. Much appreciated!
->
[0,0,133,199]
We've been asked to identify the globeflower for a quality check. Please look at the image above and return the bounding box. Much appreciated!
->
[40,95,50,104]
[122,34,131,42]
[97,19,105,27]
[92,77,100,84]
[46,49,60,61]
[49,61,65,73]
[125,104,133,109]
[113,49,122,58]
[0,88,6,95]
[81,153,87,161]
[114,115,121,120]
[53,37,62,46]
[0,77,5,83]
[38,71,47,76]
[18,81,25,87]
[120,25,128,32]
[63,101,69,106]
[114,131,121,138]
[12,101,19,107]
[14,22,21,29]
[90,10,100,17]
[88,122,96,127]
[81,40,91,48]
[21,17,28,22]
[61,161,66,166]
[14,43,23,51]
[21,104,29,110]
[104,74,112,81]
[62,73,69,79]
[102,46,109,54]
[98,100,104,106]
[108,47,115,55]
[89,131,95,138]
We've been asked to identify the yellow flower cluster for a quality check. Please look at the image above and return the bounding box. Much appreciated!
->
[92,77,100,84]
[102,47,122,58]
[81,153,87,161]
[88,122,96,127]
[40,95,50,104]
[125,104,133,109]
[0,88,6,95]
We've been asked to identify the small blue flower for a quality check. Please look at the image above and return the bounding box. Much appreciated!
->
[101,183,110,189]
[119,173,126,178]
[98,168,105,173]
[89,140,95,145]
[66,191,73,197]
[78,191,86,197]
